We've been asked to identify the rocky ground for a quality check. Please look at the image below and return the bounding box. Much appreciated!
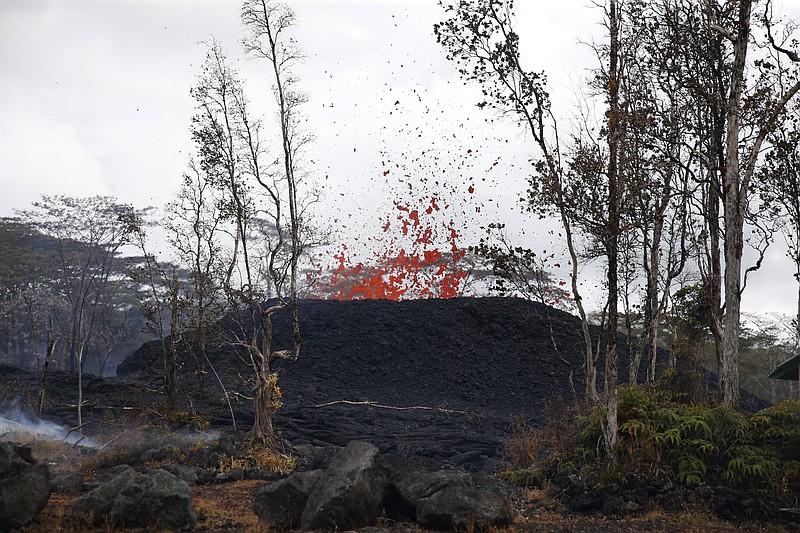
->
[3,297,656,468]
[0,297,785,531]
[11,298,765,464]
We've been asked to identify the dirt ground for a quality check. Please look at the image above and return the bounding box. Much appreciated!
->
[25,481,784,533]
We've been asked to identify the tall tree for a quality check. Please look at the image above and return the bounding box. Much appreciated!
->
[190,10,308,445]
[602,0,622,452]
[19,195,138,427]
[703,0,799,406]
[239,0,309,445]
[435,0,600,407]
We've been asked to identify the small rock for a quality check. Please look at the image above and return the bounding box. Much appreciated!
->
[96,464,135,484]
[623,500,641,513]
[602,495,626,515]
[52,471,85,493]
[162,464,198,486]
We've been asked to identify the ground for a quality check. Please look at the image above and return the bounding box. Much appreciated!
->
[0,297,786,531]
[25,482,784,532]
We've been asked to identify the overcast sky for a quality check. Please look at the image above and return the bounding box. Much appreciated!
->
[2,0,800,316]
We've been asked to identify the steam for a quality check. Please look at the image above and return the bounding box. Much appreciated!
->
[0,399,101,448]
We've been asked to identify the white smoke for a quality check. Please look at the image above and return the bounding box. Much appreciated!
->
[0,399,101,448]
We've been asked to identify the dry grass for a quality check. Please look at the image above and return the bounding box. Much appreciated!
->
[192,480,267,532]
[25,481,269,532]
[217,445,297,476]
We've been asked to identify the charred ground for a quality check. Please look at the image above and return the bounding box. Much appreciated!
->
[2,297,756,469]
[0,298,638,465]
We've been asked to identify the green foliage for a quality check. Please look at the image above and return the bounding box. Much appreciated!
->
[519,384,800,501]
[498,467,545,488]
[165,408,211,431]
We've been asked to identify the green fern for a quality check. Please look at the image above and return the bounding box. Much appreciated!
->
[677,453,707,486]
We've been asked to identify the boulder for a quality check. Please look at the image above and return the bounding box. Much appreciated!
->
[254,469,325,529]
[385,464,472,521]
[416,483,514,530]
[72,468,144,526]
[0,442,53,531]
[161,463,199,486]
[72,468,196,530]
[110,469,196,529]
[300,441,389,530]
[383,452,514,529]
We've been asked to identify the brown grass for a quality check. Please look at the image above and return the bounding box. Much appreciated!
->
[192,480,265,531]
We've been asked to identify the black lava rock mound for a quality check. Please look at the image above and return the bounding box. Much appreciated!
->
[115,297,655,467]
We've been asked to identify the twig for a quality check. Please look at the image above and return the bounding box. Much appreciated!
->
[313,400,465,415]
[63,422,91,442]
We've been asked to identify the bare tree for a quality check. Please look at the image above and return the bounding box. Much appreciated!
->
[19,195,138,427]
[166,160,226,390]
[190,8,308,445]
[237,0,311,445]
[129,216,189,409]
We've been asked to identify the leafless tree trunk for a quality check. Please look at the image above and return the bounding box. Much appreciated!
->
[602,0,621,453]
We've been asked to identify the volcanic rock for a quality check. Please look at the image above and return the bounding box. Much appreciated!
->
[415,482,514,529]
[72,468,143,525]
[255,442,515,531]
[161,463,199,486]
[0,441,53,531]
[300,441,389,530]
[383,456,472,521]
[2,297,767,473]
[116,298,634,466]
[51,471,85,493]
[253,469,325,529]
[109,469,196,529]
[72,467,196,529]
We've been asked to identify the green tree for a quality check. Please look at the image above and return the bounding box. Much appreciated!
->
[435,0,600,409]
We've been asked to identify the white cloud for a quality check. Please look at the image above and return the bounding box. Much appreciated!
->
[0,94,111,210]
[2,0,800,316]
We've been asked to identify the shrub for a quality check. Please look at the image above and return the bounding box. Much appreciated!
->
[218,445,296,475]
[512,382,800,503]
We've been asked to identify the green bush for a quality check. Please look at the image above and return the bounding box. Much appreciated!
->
[519,381,800,501]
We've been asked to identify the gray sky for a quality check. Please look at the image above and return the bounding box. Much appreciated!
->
[1,0,800,316]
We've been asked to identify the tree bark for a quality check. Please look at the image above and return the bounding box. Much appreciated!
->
[603,0,621,453]
[719,0,752,408]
